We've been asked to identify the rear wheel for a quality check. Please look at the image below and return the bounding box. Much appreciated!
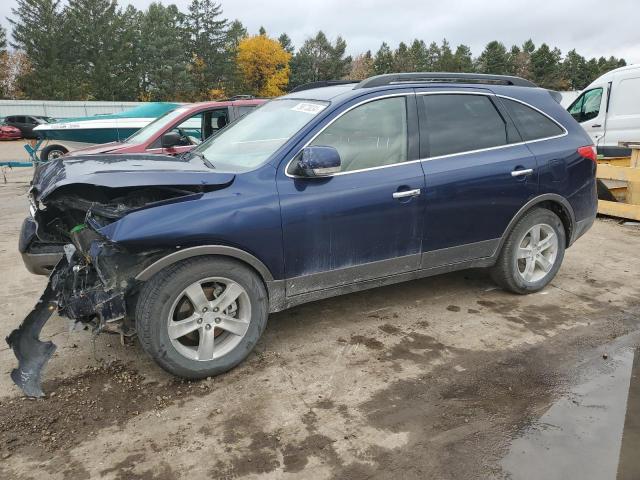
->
[491,208,566,294]
[135,257,268,379]
[40,145,68,162]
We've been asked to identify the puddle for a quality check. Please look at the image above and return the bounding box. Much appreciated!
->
[502,347,637,480]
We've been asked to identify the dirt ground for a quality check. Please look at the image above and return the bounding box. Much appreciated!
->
[1,150,639,479]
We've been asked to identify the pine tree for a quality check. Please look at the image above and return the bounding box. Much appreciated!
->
[373,42,394,74]
[0,25,6,53]
[477,41,509,75]
[290,31,351,87]
[63,0,135,100]
[425,42,441,70]
[186,0,228,98]
[562,49,588,90]
[221,19,247,95]
[452,44,473,72]
[408,39,427,71]
[9,0,67,99]
[139,3,192,101]
[394,42,412,72]
[530,43,567,89]
[278,33,294,54]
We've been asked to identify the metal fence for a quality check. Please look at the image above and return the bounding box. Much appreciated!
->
[0,100,146,119]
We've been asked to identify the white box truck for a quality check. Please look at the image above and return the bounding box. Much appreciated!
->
[568,64,640,156]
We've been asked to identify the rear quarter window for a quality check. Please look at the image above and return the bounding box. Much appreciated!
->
[502,98,565,141]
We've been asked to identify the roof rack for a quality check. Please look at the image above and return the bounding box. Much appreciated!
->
[355,73,536,89]
[290,80,359,93]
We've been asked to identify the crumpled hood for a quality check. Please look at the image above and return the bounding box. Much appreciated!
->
[32,154,235,202]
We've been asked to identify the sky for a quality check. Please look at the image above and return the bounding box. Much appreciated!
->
[1,0,638,64]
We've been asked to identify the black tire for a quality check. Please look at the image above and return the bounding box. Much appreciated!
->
[135,256,268,379]
[490,208,566,294]
[40,145,68,162]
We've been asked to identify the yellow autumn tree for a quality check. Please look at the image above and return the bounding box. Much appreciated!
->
[236,34,291,97]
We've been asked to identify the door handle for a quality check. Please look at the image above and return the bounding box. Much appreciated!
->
[511,168,534,177]
[592,124,602,128]
[393,188,421,199]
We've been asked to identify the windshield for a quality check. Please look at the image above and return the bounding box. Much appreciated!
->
[194,99,329,171]
[124,106,192,144]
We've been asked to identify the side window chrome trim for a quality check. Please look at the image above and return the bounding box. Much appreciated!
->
[284,92,412,178]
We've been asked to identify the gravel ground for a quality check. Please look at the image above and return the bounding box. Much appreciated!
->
[0,160,639,479]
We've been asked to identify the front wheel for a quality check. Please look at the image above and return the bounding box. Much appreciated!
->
[491,208,566,294]
[135,257,269,379]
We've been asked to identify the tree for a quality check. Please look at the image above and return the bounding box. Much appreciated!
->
[0,51,31,99]
[393,42,412,72]
[0,25,6,53]
[289,31,351,87]
[63,0,137,100]
[438,39,455,71]
[236,34,291,96]
[409,39,427,71]
[278,33,294,54]
[477,41,509,75]
[258,26,266,35]
[562,49,588,90]
[425,42,441,70]
[530,43,567,89]
[138,2,192,101]
[186,0,228,99]
[373,42,394,74]
[10,0,67,99]
[221,19,248,95]
[452,44,473,72]
[349,51,374,80]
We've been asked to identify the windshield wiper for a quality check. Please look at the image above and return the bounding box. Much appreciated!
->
[182,150,214,169]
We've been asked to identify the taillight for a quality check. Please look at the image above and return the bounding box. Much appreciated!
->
[577,145,597,163]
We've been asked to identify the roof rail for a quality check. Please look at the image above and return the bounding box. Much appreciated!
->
[290,80,359,93]
[355,72,537,89]
[227,95,255,100]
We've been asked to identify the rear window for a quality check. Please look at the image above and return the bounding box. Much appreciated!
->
[421,94,508,157]
[502,98,565,141]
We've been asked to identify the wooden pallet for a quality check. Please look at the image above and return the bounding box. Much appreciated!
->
[597,145,640,221]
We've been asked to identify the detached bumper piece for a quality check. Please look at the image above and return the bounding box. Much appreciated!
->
[7,245,129,397]
[6,282,58,398]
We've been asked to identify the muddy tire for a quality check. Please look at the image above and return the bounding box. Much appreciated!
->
[40,145,68,162]
[135,256,268,379]
[491,208,566,294]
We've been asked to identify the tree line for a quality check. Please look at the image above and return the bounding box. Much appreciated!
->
[0,0,628,101]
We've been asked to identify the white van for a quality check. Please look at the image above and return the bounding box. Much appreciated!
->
[567,64,640,156]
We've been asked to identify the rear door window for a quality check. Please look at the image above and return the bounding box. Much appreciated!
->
[502,98,565,141]
[420,94,509,157]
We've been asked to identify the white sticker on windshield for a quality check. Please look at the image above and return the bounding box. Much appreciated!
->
[291,103,326,114]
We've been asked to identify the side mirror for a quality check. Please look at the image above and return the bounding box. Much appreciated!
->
[298,146,341,177]
[161,131,182,148]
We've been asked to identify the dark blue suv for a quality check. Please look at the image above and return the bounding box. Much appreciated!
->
[12,73,597,396]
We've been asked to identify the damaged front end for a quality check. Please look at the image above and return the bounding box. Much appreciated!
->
[8,205,157,397]
[9,155,234,397]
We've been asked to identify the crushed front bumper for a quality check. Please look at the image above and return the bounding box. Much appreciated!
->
[19,217,64,276]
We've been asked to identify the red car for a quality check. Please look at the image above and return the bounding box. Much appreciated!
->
[67,98,266,157]
[0,124,22,140]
